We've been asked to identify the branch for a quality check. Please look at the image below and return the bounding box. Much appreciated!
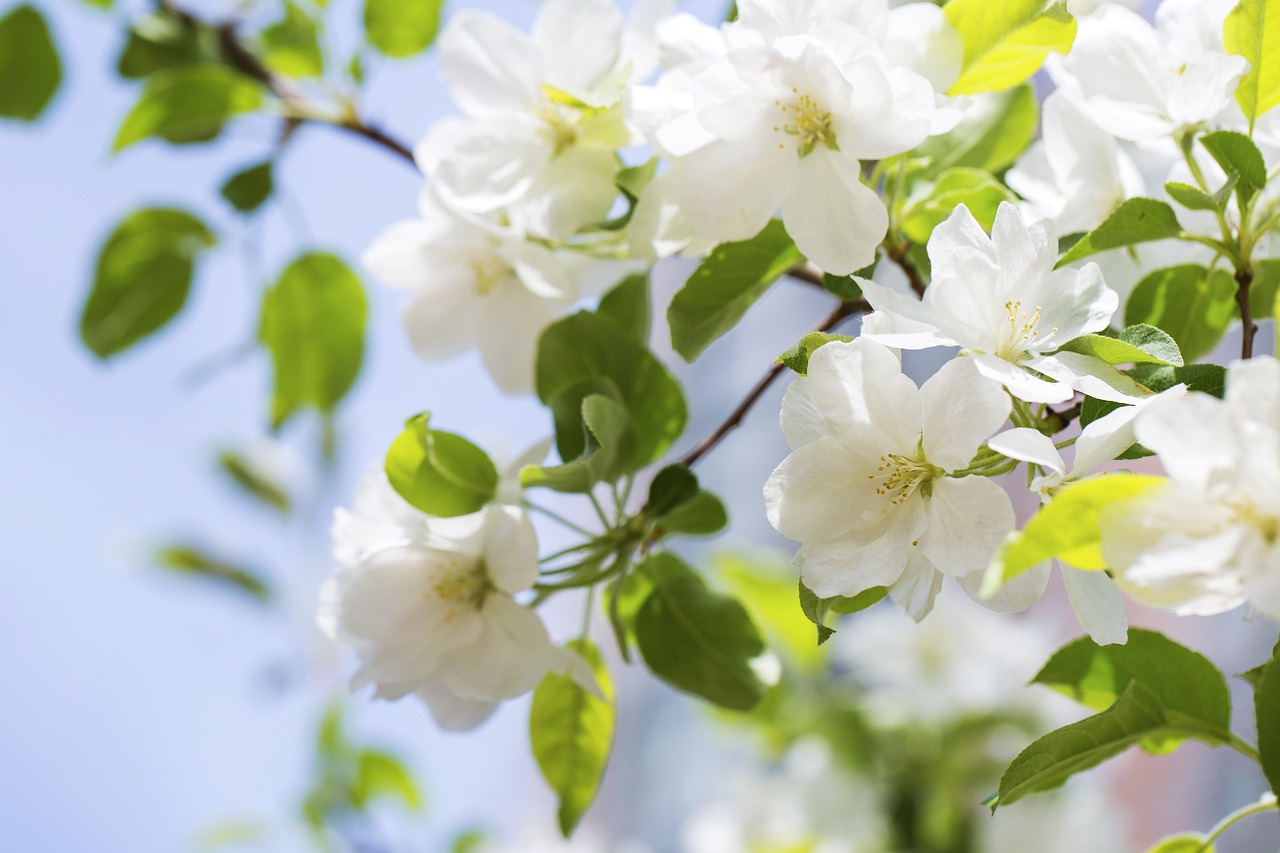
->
[786,262,826,289]
[1235,265,1257,359]
[680,298,869,467]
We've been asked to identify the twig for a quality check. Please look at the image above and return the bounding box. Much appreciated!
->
[786,262,826,289]
[1235,266,1257,359]
[680,298,869,467]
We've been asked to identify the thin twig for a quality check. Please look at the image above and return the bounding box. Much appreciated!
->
[1235,266,1257,359]
[786,262,827,289]
[680,298,869,467]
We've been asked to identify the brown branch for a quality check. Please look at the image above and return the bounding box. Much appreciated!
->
[1236,266,1257,359]
[680,298,869,467]
[786,262,826,289]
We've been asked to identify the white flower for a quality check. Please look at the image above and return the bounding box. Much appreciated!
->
[860,202,1144,404]
[362,192,614,394]
[646,20,934,273]
[1007,88,1146,236]
[320,470,575,731]
[417,0,640,240]
[1049,4,1248,143]
[1102,357,1280,620]
[981,782,1129,853]
[764,338,1014,621]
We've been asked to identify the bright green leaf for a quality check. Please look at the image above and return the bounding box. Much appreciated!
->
[220,161,274,214]
[217,448,291,512]
[668,220,803,361]
[113,65,264,150]
[1143,836,1214,853]
[635,553,775,711]
[261,0,324,78]
[155,543,272,603]
[945,0,1077,96]
[1057,198,1183,266]
[1125,265,1237,362]
[352,750,423,810]
[597,273,651,344]
[79,207,216,358]
[901,167,1015,244]
[914,84,1039,177]
[1224,0,1280,130]
[364,0,444,58]
[386,413,499,516]
[530,639,615,837]
[1058,325,1183,367]
[1200,130,1267,204]
[520,395,634,493]
[1257,651,1280,797]
[259,252,367,429]
[777,332,855,375]
[0,5,61,121]
[1164,181,1219,212]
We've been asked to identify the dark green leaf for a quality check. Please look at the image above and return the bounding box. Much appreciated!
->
[80,207,216,358]
[1256,651,1280,797]
[220,161,274,214]
[0,5,61,121]
[117,13,211,79]
[155,544,272,603]
[259,252,367,429]
[777,331,855,375]
[914,84,1038,177]
[635,553,774,710]
[1057,198,1183,267]
[113,65,263,150]
[596,273,650,344]
[647,464,699,516]
[1124,265,1237,362]
[217,448,291,512]
[821,271,865,301]
[386,413,499,517]
[668,220,803,361]
[364,0,444,58]
[654,490,727,536]
[530,639,615,836]
[798,580,886,644]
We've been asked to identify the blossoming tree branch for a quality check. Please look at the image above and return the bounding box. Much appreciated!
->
[13,0,1280,845]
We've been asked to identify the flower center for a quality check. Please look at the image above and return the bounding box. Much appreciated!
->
[431,559,493,611]
[869,451,941,507]
[537,104,579,154]
[1230,501,1280,544]
[774,88,838,157]
[469,255,510,296]
[997,299,1057,360]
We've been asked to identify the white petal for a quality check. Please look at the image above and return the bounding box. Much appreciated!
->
[1167,53,1250,129]
[417,116,547,214]
[515,144,621,241]
[958,563,1051,613]
[441,596,557,700]
[919,356,1012,471]
[1134,392,1240,487]
[416,676,499,731]
[973,354,1075,404]
[1227,356,1280,429]
[797,506,926,599]
[888,551,942,621]
[1062,568,1129,645]
[400,283,485,362]
[780,150,887,275]
[478,283,561,394]
[921,476,1016,576]
[440,12,540,117]
[532,0,623,93]
[764,436,873,543]
[987,428,1065,473]
[1032,352,1150,403]
[500,239,577,301]
[672,136,796,245]
[482,506,540,594]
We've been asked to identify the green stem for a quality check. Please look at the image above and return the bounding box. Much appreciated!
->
[1198,793,1278,850]
[525,501,597,537]
[1227,733,1263,764]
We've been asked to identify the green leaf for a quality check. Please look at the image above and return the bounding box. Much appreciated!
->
[1143,836,1214,853]
[520,395,633,493]
[220,161,274,214]
[1224,0,1280,130]
[261,0,324,78]
[985,474,1166,590]
[668,220,803,361]
[821,272,865,301]
[647,464,699,516]
[654,490,727,536]
[993,682,1232,809]
[596,273,650,344]
[914,84,1038,177]
[635,553,775,711]
[364,0,444,58]
[945,0,1077,96]
[616,158,658,201]
[1033,630,1232,735]
[1125,265,1237,363]
[113,65,264,150]
[117,13,211,79]
[451,831,488,853]
[1164,181,1219,212]
[901,167,1015,244]
[0,5,61,121]
[352,750,423,810]
[777,332,855,375]
[79,207,216,358]
[715,554,825,669]
[799,580,886,645]
[1058,324,1183,367]
[386,413,498,517]
[1200,130,1267,204]
[1057,198,1183,266]
[155,544,272,603]
[537,311,687,469]
[1257,651,1280,797]
[259,252,367,429]
[217,449,291,512]
[1250,258,1280,319]
[530,639,615,837]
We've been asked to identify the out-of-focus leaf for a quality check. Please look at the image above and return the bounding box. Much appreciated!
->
[0,5,61,121]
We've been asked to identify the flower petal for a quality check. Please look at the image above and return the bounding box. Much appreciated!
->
[440,12,540,116]
[888,551,942,621]
[920,476,1015,576]
[987,428,1065,474]
[1062,568,1129,645]
[781,149,887,275]
[532,0,623,93]
[920,356,1012,471]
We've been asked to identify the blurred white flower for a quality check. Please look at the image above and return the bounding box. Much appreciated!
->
[860,203,1143,404]
[1103,357,1280,620]
[980,781,1129,853]
[765,338,1013,620]
[320,472,578,731]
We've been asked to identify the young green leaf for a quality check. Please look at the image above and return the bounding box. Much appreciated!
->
[1164,181,1219,212]
[1224,0,1280,130]
[259,252,367,430]
[386,413,499,516]
[261,0,324,78]
[1056,198,1183,266]
[364,0,444,58]
[1200,130,1267,204]
[635,553,775,711]
[155,543,272,603]
[79,207,216,358]
[596,273,651,344]
[113,65,264,150]
[530,639,616,837]
[798,580,887,645]
[0,5,61,121]
[913,84,1038,177]
[1125,265,1237,362]
[1057,324,1183,367]
[220,161,275,214]
[351,750,423,810]
[1143,836,1214,853]
[117,13,211,79]
[944,0,1077,96]
[777,332,855,375]
[521,395,634,493]
[668,220,803,361]
[217,449,291,512]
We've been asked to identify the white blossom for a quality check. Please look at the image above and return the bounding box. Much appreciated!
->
[764,338,1014,620]
[860,202,1144,404]
[1102,357,1280,620]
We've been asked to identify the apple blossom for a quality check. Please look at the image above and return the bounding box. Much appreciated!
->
[764,338,1013,620]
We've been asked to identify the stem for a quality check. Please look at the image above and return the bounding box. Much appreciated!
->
[1227,732,1263,764]
[1198,793,1277,850]
[1236,265,1257,359]
[587,491,612,528]
[580,584,596,639]
[786,262,827,290]
[680,298,869,467]
[525,501,598,537]
[608,550,635,663]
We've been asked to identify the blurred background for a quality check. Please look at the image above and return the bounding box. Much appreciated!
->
[3,0,1279,850]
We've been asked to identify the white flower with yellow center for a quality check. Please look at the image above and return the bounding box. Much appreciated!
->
[320,469,578,732]
[764,338,1014,620]
[860,202,1144,405]
[1102,358,1280,620]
